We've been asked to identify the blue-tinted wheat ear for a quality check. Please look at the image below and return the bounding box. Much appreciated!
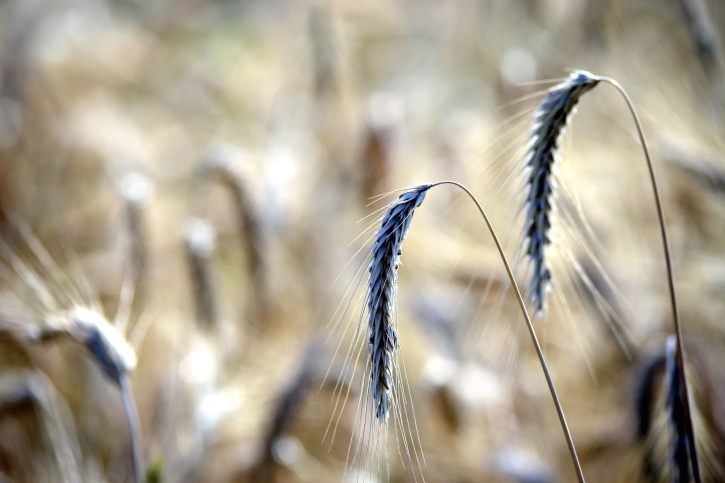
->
[665,335,692,483]
[367,185,429,421]
[524,70,599,315]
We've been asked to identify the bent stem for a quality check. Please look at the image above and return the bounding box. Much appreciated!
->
[120,375,144,483]
[597,77,701,482]
[430,180,585,483]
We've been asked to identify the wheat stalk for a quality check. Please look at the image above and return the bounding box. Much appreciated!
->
[432,180,584,482]
[593,74,703,481]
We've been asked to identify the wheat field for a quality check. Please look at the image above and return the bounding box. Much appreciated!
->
[0,0,723,482]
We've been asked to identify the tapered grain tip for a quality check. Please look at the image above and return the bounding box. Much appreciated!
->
[524,70,599,315]
[368,185,429,421]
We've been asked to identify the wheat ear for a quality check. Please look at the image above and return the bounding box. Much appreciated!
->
[524,70,599,316]
[665,336,691,482]
[365,182,583,481]
[70,307,144,483]
[200,149,269,323]
[594,75,702,481]
[29,307,143,482]
[0,222,145,482]
[367,185,429,421]
[184,218,219,331]
[120,172,151,311]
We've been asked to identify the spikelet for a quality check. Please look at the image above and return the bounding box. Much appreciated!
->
[523,70,599,315]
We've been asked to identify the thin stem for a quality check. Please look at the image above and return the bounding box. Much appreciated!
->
[430,180,585,483]
[120,375,144,483]
[597,77,701,482]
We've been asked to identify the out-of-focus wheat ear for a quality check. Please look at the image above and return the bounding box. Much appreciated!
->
[523,70,599,317]
[120,172,151,312]
[676,0,724,107]
[308,4,354,176]
[200,148,270,325]
[309,5,339,102]
[184,218,219,331]
[596,75,702,481]
[357,93,402,203]
[70,307,137,386]
[251,340,321,483]
[634,350,667,481]
[665,336,691,483]
[0,327,84,483]
[367,185,429,422]
[68,307,143,482]
[1,0,44,104]
[635,337,725,482]
[24,304,143,481]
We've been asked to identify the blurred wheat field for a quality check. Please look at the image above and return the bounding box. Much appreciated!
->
[0,0,724,482]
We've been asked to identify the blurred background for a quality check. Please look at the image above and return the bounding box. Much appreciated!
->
[0,0,724,481]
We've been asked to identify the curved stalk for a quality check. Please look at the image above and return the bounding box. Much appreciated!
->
[596,77,701,482]
[430,180,585,483]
